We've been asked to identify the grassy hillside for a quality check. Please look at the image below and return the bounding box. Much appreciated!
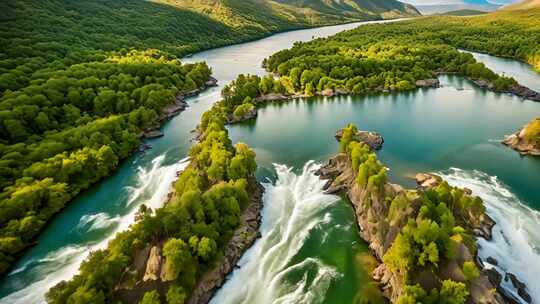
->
[420,7,540,71]
[440,9,488,16]
[503,0,540,10]
[272,0,420,19]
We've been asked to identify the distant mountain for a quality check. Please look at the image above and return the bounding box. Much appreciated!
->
[415,3,498,14]
[272,0,420,19]
[503,0,540,10]
[440,9,488,16]
[165,0,420,27]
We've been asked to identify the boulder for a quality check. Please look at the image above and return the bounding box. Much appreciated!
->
[415,173,441,189]
[321,88,334,97]
[506,272,532,303]
[415,78,440,88]
[205,76,218,87]
[502,119,540,156]
[228,107,257,124]
[486,256,499,266]
[254,93,289,102]
[144,130,164,139]
[142,246,162,282]
[335,128,384,150]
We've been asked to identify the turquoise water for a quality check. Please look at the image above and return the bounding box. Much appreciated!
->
[229,75,540,205]
[1,19,540,303]
[221,76,540,303]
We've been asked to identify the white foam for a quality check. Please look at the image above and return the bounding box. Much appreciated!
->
[0,156,189,304]
[210,161,342,304]
[438,168,540,304]
[74,213,120,233]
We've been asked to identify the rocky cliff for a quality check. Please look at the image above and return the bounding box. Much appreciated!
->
[317,131,527,303]
[503,118,540,156]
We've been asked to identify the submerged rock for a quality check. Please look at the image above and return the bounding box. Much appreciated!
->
[335,128,384,150]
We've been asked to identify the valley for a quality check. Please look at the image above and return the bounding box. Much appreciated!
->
[1,1,540,303]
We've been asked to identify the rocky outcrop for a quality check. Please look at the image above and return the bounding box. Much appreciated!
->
[335,128,384,150]
[143,129,164,139]
[317,136,518,303]
[143,246,163,282]
[254,93,289,102]
[205,76,218,88]
[502,119,540,156]
[505,273,532,304]
[472,79,540,102]
[415,78,440,88]
[227,107,257,124]
[187,179,264,304]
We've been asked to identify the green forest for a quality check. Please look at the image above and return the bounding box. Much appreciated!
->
[262,18,527,97]
[0,0,421,276]
[46,66,261,304]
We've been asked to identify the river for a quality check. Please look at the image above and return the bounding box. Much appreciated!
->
[1,20,540,304]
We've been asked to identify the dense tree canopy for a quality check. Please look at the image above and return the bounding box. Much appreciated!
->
[338,123,489,304]
[46,75,259,304]
[263,19,523,97]
[0,49,213,275]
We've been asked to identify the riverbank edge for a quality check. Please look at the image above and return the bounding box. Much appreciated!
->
[0,76,219,279]
[502,118,540,156]
[227,75,540,126]
[186,179,264,304]
[316,137,530,303]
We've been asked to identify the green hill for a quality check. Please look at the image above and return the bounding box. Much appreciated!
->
[272,0,420,19]
[503,0,540,10]
[440,9,488,16]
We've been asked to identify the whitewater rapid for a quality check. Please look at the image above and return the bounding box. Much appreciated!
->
[211,162,342,304]
[0,155,189,304]
[439,168,540,304]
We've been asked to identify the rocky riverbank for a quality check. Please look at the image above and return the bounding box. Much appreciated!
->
[187,179,264,304]
[502,118,540,156]
[114,172,264,304]
[227,78,440,124]
[335,128,384,150]
[471,79,540,102]
[140,76,218,140]
[316,133,529,303]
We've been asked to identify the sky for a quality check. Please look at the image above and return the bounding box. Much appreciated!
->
[401,0,518,5]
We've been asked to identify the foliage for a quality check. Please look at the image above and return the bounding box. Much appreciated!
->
[46,71,258,304]
[523,117,540,145]
[439,280,469,304]
[335,123,489,303]
[0,50,212,274]
[462,261,480,282]
[232,102,255,120]
[262,14,529,97]
[141,291,161,304]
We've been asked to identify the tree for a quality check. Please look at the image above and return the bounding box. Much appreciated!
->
[141,290,161,304]
[167,285,187,304]
[162,238,194,281]
[462,261,479,282]
[439,280,469,304]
